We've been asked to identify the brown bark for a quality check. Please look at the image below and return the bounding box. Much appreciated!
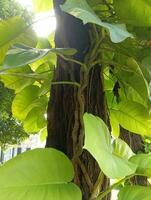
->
[46,0,110,199]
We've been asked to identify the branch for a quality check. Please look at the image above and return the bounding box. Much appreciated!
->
[58,54,86,67]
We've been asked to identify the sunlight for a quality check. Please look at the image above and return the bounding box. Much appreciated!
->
[33,12,56,37]
[16,0,33,10]
[16,0,56,37]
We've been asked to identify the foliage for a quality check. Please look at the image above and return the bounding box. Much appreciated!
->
[0,0,35,149]
[61,0,133,43]
[84,113,136,179]
[32,0,53,12]
[118,186,151,200]
[0,0,151,199]
[0,82,28,149]
[83,113,151,199]
[0,148,81,200]
[0,0,33,23]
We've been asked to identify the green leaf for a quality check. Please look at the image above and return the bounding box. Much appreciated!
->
[141,55,151,82]
[0,148,82,200]
[84,113,112,151]
[119,85,147,108]
[110,110,120,138]
[113,138,135,160]
[12,85,47,121]
[40,127,48,142]
[112,101,151,136]
[117,68,149,103]
[32,0,53,12]
[23,107,46,132]
[39,79,52,96]
[99,151,136,179]
[129,154,151,177]
[114,0,151,26]
[0,17,36,64]
[84,113,136,179]
[126,57,139,71]
[0,66,34,93]
[3,44,77,70]
[61,0,133,43]
[118,186,151,200]
[29,53,56,71]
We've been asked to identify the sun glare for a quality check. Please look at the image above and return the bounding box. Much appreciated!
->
[16,0,33,10]
[16,0,56,37]
[33,12,56,37]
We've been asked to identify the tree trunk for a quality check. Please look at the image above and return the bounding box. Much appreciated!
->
[46,0,110,199]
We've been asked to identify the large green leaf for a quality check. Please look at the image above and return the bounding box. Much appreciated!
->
[0,66,34,93]
[84,113,136,179]
[117,68,149,103]
[129,154,151,177]
[112,101,151,136]
[84,113,111,151]
[23,107,46,132]
[118,186,151,200]
[110,110,120,138]
[0,17,36,64]
[114,0,151,26]
[119,84,147,108]
[141,55,151,82]
[40,127,48,142]
[3,44,77,70]
[0,148,81,200]
[113,138,135,160]
[12,85,47,121]
[32,0,53,12]
[61,0,133,43]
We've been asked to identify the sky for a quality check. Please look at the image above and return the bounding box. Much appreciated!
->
[16,0,56,37]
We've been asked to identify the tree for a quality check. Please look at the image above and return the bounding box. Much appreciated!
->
[0,0,33,22]
[0,0,34,149]
[0,0,151,200]
[0,82,28,150]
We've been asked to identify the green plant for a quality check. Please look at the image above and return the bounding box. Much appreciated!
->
[0,0,151,199]
[0,148,81,200]
[0,0,35,149]
[0,82,28,150]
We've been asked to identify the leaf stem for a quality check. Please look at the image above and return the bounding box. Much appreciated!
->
[58,54,86,67]
[90,171,104,200]
[94,174,134,200]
